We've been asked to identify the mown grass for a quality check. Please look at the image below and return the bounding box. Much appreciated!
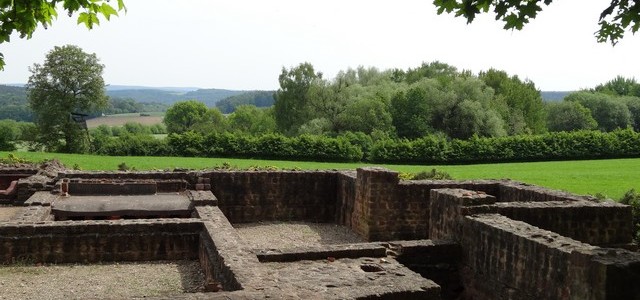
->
[1,151,638,200]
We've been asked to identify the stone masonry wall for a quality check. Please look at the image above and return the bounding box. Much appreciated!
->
[204,170,337,223]
[0,219,201,264]
[495,201,633,246]
[335,171,357,227]
[350,167,400,241]
[462,214,640,300]
[427,188,640,300]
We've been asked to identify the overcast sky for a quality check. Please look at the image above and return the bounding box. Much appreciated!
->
[1,0,639,91]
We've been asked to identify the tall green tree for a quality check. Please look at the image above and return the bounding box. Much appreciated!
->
[565,91,632,132]
[545,101,598,132]
[595,76,640,97]
[228,105,276,135]
[164,100,226,134]
[274,62,322,134]
[0,0,126,70]
[27,45,108,153]
[479,68,546,134]
[391,85,434,139]
[434,77,506,139]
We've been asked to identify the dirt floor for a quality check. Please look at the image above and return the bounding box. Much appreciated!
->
[0,206,21,222]
[0,261,205,300]
[234,221,366,249]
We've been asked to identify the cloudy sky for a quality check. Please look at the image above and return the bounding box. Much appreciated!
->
[1,0,639,91]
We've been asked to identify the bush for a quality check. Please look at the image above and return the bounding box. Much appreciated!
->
[93,133,169,156]
[620,189,640,242]
[411,169,452,180]
[0,119,21,151]
[369,129,640,164]
[167,132,362,162]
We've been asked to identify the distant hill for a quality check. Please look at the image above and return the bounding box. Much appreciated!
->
[0,84,255,122]
[106,85,199,92]
[182,89,245,107]
[105,88,244,106]
[216,91,275,113]
[541,91,572,102]
[0,84,32,121]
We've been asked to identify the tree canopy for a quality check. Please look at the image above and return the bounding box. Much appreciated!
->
[27,45,108,153]
[164,100,226,134]
[0,0,125,70]
[433,0,640,45]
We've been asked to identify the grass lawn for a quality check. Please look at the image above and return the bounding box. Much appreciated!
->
[1,151,638,200]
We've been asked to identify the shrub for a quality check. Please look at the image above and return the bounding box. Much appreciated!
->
[369,129,640,164]
[411,169,452,180]
[620,189,640,242]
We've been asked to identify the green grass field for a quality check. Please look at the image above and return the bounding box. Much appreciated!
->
[1,151,638,200]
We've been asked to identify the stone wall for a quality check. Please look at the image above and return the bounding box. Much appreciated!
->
[495,201,633,246]
[393,239,463,300]
[195,206,262,291]
[335,171,356,227]
[462,214,640,300]
[0,219,201,264]
[204,170,338,223]
[427,188,640,300]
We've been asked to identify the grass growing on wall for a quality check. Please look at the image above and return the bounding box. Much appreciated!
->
[1,151,638,200]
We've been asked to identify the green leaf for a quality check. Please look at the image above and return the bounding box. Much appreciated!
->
[77,12,90,27]
[99,3,118,20]
[117,0,127,12]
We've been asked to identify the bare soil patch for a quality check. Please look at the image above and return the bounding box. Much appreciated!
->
[234,221,365,249]
[0,261,204,300]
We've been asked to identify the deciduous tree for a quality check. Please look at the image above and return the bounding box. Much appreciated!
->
[27,45,108,153]
[164,100,226,134]
[545,101,598,132]
[274,63,322,134]
[565,91,632,132]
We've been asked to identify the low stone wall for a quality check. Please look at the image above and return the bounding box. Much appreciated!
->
[195,206,260,291]
[335,171,356,227]
[426,188,640,300]
[205,171,338,223]
[393,239,463,300]
[0,219,201,264]
[495,200,633,246]
[498,181,600,202]
[462,214,640,300]
[68,180,158,195]
[256,243,386,262]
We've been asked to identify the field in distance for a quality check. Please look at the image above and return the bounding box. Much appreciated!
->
[1,151,638,200]
[86,112,164,129]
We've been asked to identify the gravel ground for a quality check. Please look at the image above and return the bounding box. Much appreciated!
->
[0,261,205,300]
[234,221,366,249]
[0,206,21,222]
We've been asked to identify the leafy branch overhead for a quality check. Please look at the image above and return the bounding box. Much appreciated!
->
[432,0,640,45]
[0,0,126,70]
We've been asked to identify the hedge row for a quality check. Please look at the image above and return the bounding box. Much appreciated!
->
[92,129,640,164]
[369,129,640,164]
[94,132,363,162]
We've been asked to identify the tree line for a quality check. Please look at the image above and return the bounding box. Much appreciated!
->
[160,62,640,142]
[6,45,640,164]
